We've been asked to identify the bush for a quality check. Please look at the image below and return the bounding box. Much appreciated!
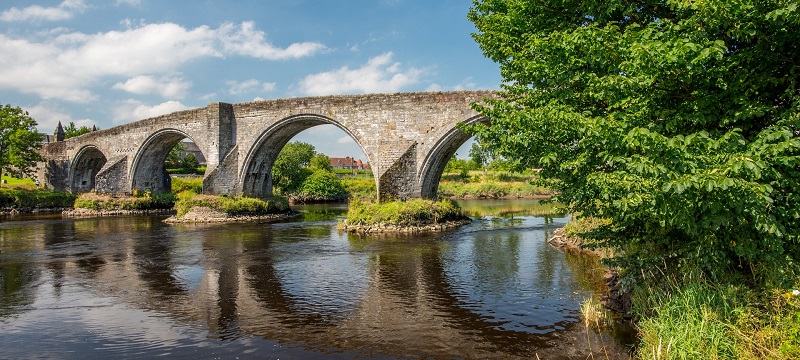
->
[294,170,347,202]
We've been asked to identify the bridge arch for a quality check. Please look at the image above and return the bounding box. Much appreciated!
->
[419,115,488,198]
[70,145,108,193]
[240,114,371,198]
[130,129,206,194]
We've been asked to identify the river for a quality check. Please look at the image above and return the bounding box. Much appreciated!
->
[0,199,633,359]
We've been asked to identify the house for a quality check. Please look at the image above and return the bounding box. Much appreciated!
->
[181,141,207,165]
[329,157,370,170]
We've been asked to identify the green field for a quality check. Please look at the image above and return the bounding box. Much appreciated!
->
[1,175,35,187]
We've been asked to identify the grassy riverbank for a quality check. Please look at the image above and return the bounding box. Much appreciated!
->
[341,170,554,201]
[564,217,800,359]
[173,191,289,217]
[73,191,176,211]
[341,198,468,232]
[0,184,76,210]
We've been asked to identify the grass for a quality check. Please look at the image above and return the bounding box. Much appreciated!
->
[0,186,76,209]
[582,297,612,330]
[171,176,203,194]
[173,191,289,217]
[341,177,376,200]
[344,197,465,227]
[339,171,554,201]
[1,175,35,186]
[632,273,800,360]
[73,191,176,211]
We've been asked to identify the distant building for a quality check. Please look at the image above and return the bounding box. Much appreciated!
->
[181,141,207,165]
[42,134,59,143]
[329,157,370,170]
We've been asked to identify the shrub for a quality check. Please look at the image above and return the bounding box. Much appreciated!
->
[294,170,347,202]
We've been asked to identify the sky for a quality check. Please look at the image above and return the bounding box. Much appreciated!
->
[0,0,499,160]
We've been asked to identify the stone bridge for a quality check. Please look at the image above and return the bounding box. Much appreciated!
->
[36,91,493,201]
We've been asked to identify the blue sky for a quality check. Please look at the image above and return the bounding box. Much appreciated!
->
[0,0,498,159]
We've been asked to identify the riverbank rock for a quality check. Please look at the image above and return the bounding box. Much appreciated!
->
[163,206,298,224]
[338,218,472,234]
[63,208,175,217]
[2,207,71,215]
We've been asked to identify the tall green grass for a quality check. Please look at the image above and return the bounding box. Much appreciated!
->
[438,181,552,198]
[73,192,175,211]
[633,274,800,359]
[173,191,289,217]
[345,198,465,227]
[171,177,203,194]
[0,186,76,208]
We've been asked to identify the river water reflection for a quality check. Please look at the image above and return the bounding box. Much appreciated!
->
[0,199,632,359]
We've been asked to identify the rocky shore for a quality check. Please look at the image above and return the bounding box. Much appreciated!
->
[63,208,175,217]
[338,218,472,234]
[163,206,299,224]
[2,207,71,215]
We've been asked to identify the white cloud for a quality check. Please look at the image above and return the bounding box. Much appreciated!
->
[116,0,142,7]
[226,79,276,95]
[113,75,192,99]
[426,83,444,91]
[0,21,325,103]
[112,100,189,123]
[25,102,95,133]
[297,52,425,96]
[220,21,327,60]
[0,0,87,22]
[453,77,477,90]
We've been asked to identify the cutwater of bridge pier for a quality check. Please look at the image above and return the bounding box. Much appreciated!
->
[36,91,493,201]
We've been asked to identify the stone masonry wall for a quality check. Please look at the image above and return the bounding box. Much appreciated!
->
[38,90,495,200]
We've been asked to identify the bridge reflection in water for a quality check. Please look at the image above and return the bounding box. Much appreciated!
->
[0,200,633,359]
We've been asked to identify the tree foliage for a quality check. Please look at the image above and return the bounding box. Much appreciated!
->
[296,169,347,202]
[0,104,44,181]
[63,122,94,139]
[165,142,187,168]
[467,0,800,285]
[272,141,316,194]
[310,153,333,172]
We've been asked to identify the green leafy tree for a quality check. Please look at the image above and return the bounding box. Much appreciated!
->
[181,153,199,172]
[0,104,44,182]
[63,122,94,139]
[296,169,347,202]
[467,0,800,284]
[272,141,316,194]
[165,142,187,169]
[468,142,490,170]
[310,153,333,172]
